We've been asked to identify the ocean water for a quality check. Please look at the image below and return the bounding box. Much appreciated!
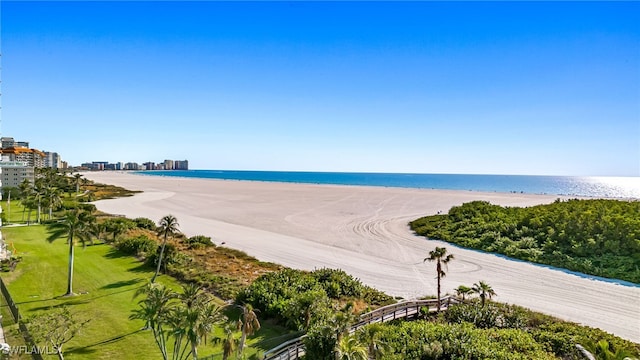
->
[137,170,640,199]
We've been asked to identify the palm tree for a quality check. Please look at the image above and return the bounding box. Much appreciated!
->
[356,323,389,360]
[47,209,95,296]
[32,181,45,224]
[151,215,180,283]
[237,304,260,359]
[213,322,238,360]
[336,335,368,360]
[333,303,358,360]
[45,186,63,220]
[73,173,83,195]
[424,247,454,312]
[18,179,33,222]
[130,283,177,360]
[472,281,496,307]
[176,284,226,360]
[455,285,473,301]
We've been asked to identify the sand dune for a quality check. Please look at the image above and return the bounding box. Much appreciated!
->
[84,171,640,342]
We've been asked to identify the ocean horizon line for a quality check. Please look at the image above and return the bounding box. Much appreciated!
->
[134,169,640,199]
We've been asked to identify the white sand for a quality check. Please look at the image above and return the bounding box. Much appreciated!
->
[84,171,640,342]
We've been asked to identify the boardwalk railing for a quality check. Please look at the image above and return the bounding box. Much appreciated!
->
[263,296,459,360]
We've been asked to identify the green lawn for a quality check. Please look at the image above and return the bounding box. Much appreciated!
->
[0,224,292,359]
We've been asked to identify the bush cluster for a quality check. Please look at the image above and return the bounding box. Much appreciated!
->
[114,235,157,257]
[237,268,394,330]
[410,199,640,282]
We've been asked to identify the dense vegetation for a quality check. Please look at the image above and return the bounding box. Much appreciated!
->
[410,199,640,283]
[237,268,395,331]
[372,301,640,359]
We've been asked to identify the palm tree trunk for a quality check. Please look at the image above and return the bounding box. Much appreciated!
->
[238,332,247,359]
[151,236,168,283]
[38,199,41,223]
[66,237,74,296]
[191,342,198,360]
[436,262,442,312]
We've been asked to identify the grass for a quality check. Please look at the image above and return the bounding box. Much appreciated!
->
[0,224,292,359]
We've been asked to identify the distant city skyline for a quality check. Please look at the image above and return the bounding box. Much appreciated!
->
[2,2,639,176]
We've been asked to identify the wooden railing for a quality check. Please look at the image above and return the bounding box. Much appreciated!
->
[262,296,459,360]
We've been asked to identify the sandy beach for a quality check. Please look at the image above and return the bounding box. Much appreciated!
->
[83,171,639,342]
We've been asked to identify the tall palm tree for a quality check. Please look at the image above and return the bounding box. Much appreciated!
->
[32,181,45,224]
[336,335,369,360]
[47,209,95,296]
[18,179,33,222]
[472,281,496,307]
[424,247,454,312]
[152,215,180,283]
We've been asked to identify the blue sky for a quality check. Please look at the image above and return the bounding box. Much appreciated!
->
[2,1,639,176]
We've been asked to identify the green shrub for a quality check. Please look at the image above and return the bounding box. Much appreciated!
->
[185,235,214,249]
[115,235,157,257]
[133,217,156,230]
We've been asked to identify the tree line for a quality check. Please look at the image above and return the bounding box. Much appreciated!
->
[410,199,640,283]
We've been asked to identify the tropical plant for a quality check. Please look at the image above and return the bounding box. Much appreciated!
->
[175,284,226,360]
[152,215,180,283]
[103,218,134,242]
[356,323,389,360]
[44,186,63,220]
[583,340,639,360]
[212,322,238,360]
[237,303,260,359]
[47,209,95,296]
[424,246,454,312]
[130,283,177,360]
[73,173,83,194]
[473,280,496,307]
[131,283,225,360]
[336,335,368,360]
[455,285,473,301]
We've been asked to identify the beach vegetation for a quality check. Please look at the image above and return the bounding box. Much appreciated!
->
[185,235,214,249]
[410,199,640,283]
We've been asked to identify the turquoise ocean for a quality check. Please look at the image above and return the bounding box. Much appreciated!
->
[137,170,640,199]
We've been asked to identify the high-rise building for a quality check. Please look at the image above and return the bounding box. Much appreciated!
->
[163,159,174,170]
[44,151,62,168]
[0,137,15,149]
[174,160,189,170]
[0,147,45,168]
[124,162,140,170]
[0,162,35,188]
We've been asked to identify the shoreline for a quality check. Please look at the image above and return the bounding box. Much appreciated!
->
[83,171,640,342]
[132,170,640,200]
